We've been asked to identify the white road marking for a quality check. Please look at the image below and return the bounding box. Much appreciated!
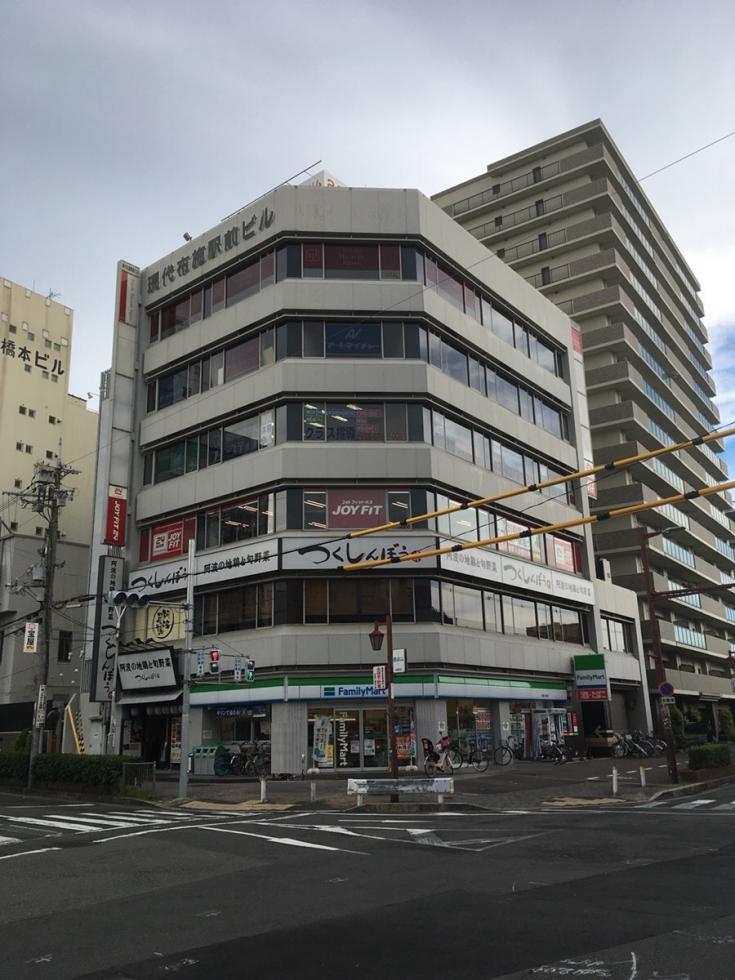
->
[637,801,669,808]
[713,803,735,811]
[1,815,117,833]
[0,847,61,860]
[99,812,174,823]
[0,835,21,846]
[94,823,214,843]
[200,825,366,853]
[45,814,143,829]
[673,799,716,810]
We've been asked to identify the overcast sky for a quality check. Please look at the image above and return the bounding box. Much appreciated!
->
[2,0,735,469]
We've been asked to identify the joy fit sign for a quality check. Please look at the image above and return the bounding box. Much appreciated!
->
[327,490,385,529]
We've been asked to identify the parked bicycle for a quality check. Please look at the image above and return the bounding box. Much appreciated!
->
[214,741,269,777]
[539,735,571,764]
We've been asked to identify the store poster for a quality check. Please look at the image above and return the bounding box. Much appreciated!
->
[312,715,331,767]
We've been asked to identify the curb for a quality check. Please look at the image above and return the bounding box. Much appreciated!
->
[646,772,735,802]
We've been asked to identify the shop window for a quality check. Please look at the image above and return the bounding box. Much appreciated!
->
[221,500,260,544]
[329,578,389,623]
[504,596,537,638]
[222,416,260,460]
[304,491,327,529]
[453,585,484,630]
[218,585,256,632]
[305,579,328,623]
[484,592,502,633]
[326,402,385,442]
[304,402,326,440]
[386,491,411,524]
[390,579,414,623]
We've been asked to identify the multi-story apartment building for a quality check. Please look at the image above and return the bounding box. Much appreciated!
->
[0,278,98,747]
[80,182,648,769]
[435,120,735,734]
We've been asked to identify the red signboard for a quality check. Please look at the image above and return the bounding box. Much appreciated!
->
[150,520,185,561]
[327,490,385,529]
[104,486,128,546]
[577,688,608,701]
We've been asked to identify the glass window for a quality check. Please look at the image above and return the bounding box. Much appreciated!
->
[387,491,411,523]
[406,403,424,441]
[146,381,157,413]
[208,427,222,466]
[194,594,218,636]
[303,321,325,357]
[469,357,485,395]
[494,443,525,484]
[305,579,327,623]
[303,243,323,277]
[444,418,473,461]
[155,443,186,483]
[185,438,198,473]
[210,349,224,387]
[260,327,275,366]
[441,582,456,625]
[400,245,418,281]
[143,452,153,485]
[277,320,303,359]
[157,373,175,409]
[188,361,201,397]
[514,324,530,356]
[304,491,328,529]
[429,331,442,368]
[425,254,439,291]
[324,242,379,279]
[148,311,159,343]
[222,416,259,460]
[464,286,480,322]
[189,289,203,324]
[325,321,381,357]
[160,304,176,340]
[453,585,484,630]
[382,322,404,358]
[415,579,441,622]
[553,606,582,644]
[432,411,445,450]
[219,586,256,632]
[550,537,576,573]
[390,579,414,622]
[519,388,534,422]
[211,277,225,314]
[326,403,384,441]
[441,341,468,385]
[225,336,259,382]
[260,251,275,288]
[540,401,563,439]
[205,509,220,549]
[260,409,275,448]
[497,517,532,561]
[222,500,259,543]
[484,592,501,633]
[496,374,519,414]
[380,243,401,280]
[504,596,537,637]
[385,403,407,441]
[404,322,420,359]
[227,260,260,306]
[329,578,389,623]
[257,583,273,628]
[537,603,553,640]
[304,402,326,440]
[436,264,464,312]
[492,308,514,346]
[535,337,558,374]
[276,243,302,280]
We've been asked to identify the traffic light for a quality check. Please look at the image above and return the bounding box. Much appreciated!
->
[246,658,255,683]
[107,591,149,608]
[209,649,220,674]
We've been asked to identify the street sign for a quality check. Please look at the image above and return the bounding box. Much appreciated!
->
[234,656,242,683]
[372,665,386,690]
[23,622,39,654]
[658,681,675,698]
[661,696,676,705]
[392,648,406,674]
[34,685,47,728]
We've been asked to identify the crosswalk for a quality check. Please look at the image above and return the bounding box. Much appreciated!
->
[0,807,201,844]
[637,797,735,812]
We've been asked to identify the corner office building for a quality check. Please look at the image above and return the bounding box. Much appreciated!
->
[81,181,649,770]
[434,121,735,732]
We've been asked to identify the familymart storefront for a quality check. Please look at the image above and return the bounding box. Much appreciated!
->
[189,673,570,775]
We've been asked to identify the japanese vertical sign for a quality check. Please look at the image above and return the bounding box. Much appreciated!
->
[104,485,128,546]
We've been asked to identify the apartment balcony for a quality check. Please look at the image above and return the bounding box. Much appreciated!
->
[647,667,735,699]
[640,619,732,659]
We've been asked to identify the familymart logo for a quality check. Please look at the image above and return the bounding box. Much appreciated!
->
[322,685,386,699]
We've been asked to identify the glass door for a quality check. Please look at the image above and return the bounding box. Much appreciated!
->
[362,708,388,768]
[333,709,361,768]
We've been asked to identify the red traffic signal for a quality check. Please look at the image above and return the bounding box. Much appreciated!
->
[209,649,220,674]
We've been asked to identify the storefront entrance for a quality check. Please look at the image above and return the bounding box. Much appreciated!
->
[308,704,415,769]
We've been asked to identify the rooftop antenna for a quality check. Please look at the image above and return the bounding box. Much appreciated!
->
[221,159,323,222]
[47,290,62,301]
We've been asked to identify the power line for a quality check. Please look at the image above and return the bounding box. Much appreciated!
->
[638,130,735,182]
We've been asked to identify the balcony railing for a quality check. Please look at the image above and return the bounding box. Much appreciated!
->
[673,624,707,649]
[470,193,565,239]
[501,228,568,263]
[443,160,562,218]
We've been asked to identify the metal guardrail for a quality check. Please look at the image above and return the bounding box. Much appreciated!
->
[121,761,157,797]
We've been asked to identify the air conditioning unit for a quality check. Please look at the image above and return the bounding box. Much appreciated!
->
[596,558,612,582]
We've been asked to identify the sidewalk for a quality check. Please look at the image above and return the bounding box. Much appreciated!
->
[152,753,707,812]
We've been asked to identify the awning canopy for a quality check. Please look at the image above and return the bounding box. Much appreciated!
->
[117,689,182,706]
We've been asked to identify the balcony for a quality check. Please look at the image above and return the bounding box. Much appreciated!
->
[648,667,735,698]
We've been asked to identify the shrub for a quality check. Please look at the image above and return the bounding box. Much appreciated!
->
[669,705,685,746]
[688,743,731,771]
[31,754,125,786]
[0,752,31,780]
[686,706,703,726]
[13,731,31,752]
[718,707,735,741]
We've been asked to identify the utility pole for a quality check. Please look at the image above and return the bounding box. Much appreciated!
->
[10,458,79,787]
[178,539,195,800]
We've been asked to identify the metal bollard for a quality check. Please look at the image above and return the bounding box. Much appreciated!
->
[310,780,317,802]
[260,776,267,803]
[611,766,618,796]
[639,766,646,788]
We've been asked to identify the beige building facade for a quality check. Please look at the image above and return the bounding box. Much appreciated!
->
[0,278,98,746]
[434,120,735,733]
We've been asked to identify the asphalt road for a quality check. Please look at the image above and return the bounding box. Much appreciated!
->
[1,787,735,979]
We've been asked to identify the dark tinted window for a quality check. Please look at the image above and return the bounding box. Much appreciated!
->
[324,242,379,279]
[325,322,381,357]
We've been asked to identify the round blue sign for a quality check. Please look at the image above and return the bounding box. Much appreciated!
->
[658,681,674,698]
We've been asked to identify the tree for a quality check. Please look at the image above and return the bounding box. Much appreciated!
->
[718,706,735,742]
[669,705,685,746]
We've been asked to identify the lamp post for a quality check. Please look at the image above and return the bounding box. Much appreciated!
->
[368,616,399,782]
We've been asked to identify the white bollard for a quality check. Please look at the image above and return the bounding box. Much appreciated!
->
[611,766,618,796]
[260,776,267,803]
[357,792,365,808]
[310,780,317,802]
[639,766,646,788]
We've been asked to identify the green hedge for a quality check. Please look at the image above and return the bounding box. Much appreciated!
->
[32,754,125,786]
[688,744,731,771]
[0,752,30,779]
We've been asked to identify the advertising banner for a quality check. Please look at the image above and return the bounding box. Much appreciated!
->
[312,715,331,767]
[118,649,176,691]
[327,490,385,528]
[150,521,185,560]
[104,485,128,546]
[91,554,124,701]
[23,622,39,654]
[573,654,609,702]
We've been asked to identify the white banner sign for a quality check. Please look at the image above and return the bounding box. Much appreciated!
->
[128,539,278,596]
[23,622,39,653]
[440,545,595,605]
[118,650,176,690]
[281,535,437,571]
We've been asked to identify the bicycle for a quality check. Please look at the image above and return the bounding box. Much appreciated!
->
[421,736,460,776]
[539,737,570,764]
[493,740,514,766]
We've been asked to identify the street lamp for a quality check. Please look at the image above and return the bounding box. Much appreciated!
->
[368,616,399,782]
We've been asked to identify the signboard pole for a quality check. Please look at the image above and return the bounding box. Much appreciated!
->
[384,614,399,788]
[178,539,195,800]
